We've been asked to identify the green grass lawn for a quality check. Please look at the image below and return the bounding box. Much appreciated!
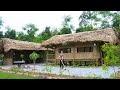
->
[0,72,39,79]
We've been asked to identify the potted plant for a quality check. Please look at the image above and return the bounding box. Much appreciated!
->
[20,54,24,61]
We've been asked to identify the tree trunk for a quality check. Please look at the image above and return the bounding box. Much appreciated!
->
[33,60,35,72]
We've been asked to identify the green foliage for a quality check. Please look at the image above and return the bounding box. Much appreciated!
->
[32,35,43,43]
[67,70,71,75]
[10,65,20,73]
[0,31,4,38]
[76,25,96,33]
[51,28,59,36]
[101,64,109,74]
[16,32,27,41]
[60,27,72,34]
[29,51,39,61]
[77,11,120,33]
[43,65,52,72]
[0,17,4,29]
[86,72,93,79]
[41,26,52,41]
[59,15,73,34]
[112,12,120,39]
[110,73,116,78]
[0,54,4,60]
[101,43,120,77]
[87,72,103,79]
[0,72,39,79]
[77,11,100,32]
[101,43,120,66]
[20,54,24,59]
[22,23,38,42]
[59,69,64,75]
[29,51,39,70]
[79,11,99,27]
[4,26,16,39]
[97,75,102,79]
[0,66,2,69]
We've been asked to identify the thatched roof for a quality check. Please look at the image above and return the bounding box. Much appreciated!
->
[0,38,48,52]
[41,28,120,48]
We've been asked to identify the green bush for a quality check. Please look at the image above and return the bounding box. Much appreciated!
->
[101,43,120,77]
[43,65,52,72]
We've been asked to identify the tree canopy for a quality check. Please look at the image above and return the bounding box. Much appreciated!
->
[0,11,120,42]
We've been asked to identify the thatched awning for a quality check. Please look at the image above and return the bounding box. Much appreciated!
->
[41,28,120,48]
[0,38,49,52]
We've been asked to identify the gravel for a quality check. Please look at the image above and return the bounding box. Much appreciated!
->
[1,63,119,78]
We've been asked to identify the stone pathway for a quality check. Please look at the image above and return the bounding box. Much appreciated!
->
[1,63,119,78]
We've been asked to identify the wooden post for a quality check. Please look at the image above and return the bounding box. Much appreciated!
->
[101,58,103,65]
[85,61,86,66]
[73,47,75,65]
[93,43,99,66]
[46,48,48,65]
[3,51,13,65]
[96,59,98,66]
[54,47,57,64]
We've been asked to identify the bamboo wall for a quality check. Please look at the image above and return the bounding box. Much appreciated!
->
[47,42,101,64]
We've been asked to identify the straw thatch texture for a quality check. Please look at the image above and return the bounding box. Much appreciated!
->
[0,38,47,52]
[41,28,120,48]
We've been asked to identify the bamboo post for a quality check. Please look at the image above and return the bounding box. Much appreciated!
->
[54,47,57,64]
[73,47,75,65]
[46,48,48,65]
[96,59,98,66]
[93,43,99,66]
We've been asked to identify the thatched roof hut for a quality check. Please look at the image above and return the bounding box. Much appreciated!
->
[0,38,47,53]
[41,28,120,48]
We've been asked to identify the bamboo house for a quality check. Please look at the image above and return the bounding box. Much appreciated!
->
[41,28,120,66]
[0,38,48,65]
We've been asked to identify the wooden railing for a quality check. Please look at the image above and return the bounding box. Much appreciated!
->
[48,54,55,59]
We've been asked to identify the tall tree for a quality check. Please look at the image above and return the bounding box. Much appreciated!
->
[33,34,43,43]
[101,43,120,77]
[0,17,4,38]
[76,11,120,33]
[111,12,120,39]
[41,26,52,41]
[76,11,100,33]
[4,26,16,39]
[59,15,73,34]
[22,23,38,42]
[0,17,3,29]
[51,28,59,36]
[98,11,113,29]
[16,32,28,41]
[0,31,4,38]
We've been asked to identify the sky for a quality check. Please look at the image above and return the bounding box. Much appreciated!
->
[0,11,82,34]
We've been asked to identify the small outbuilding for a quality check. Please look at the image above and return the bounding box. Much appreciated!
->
[0,38,48,65]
